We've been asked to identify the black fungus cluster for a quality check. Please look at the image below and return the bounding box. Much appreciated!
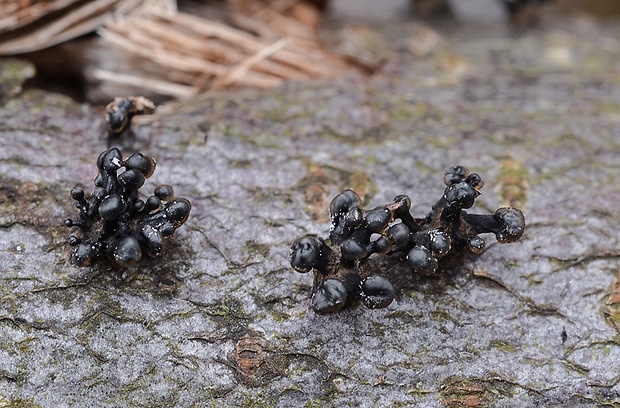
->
[290,165,526,314]
[65,148,191,268]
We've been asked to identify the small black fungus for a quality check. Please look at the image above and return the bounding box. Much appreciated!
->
[65,148,191,268]
[313,278,348,315]
[360,275,395,309]
[290,165,526,314]
[105,96,156,139]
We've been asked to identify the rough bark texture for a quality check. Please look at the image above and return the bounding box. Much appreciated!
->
[1,17,619,408]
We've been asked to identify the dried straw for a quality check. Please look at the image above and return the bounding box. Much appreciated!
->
[0,0,349,97]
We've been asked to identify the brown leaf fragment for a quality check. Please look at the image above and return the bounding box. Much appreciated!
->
[234,330,265,385]
[606,272,620,305]
[604,270,620,332]
[441,380,485,407]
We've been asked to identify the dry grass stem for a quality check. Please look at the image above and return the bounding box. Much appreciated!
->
[92,68,195,98]
[0,0,350,97]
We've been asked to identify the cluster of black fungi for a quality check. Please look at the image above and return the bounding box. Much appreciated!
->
[65,148,191,267]
[290,166,526,314]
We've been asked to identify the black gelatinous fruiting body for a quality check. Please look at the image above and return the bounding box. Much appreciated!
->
[105,96,156,139]
[65,148,191,268]
[290,165,525,314]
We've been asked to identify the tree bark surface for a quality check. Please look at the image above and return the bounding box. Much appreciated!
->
[0,18,619,407]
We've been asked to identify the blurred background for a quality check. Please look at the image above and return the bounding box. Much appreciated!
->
[2,0,619,104]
